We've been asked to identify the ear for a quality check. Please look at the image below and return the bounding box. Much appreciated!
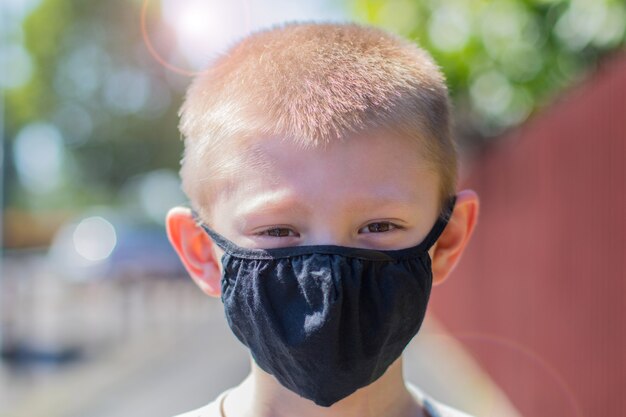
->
[428,189,480,286]
[165,206,223,297]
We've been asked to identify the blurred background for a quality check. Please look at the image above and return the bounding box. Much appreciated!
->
[1,0,625,416]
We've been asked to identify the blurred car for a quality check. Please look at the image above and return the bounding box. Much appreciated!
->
[47,207,186,282]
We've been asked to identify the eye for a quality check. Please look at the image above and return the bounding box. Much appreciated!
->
[256,227,298,237]
[359,222,401,234]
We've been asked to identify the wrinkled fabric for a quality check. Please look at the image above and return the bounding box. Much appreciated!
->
[191,195,456,407]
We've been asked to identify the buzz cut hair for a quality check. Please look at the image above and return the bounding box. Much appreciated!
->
[178,21,457,220]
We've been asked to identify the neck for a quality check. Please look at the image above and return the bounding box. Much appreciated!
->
[222,356,424,417]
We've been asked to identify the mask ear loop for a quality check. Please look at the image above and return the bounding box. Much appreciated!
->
[190,209,203,227]
[417,194,457,251]
[190,209,235,253]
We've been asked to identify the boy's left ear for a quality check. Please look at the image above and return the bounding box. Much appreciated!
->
[428,189,480,286]
[165,206,223,297]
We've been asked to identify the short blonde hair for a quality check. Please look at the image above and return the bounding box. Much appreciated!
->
[178,22,457,221]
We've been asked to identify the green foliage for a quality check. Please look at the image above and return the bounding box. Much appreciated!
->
[6,0,71,127]
[3,0,183,215]
[4,0,626,222]
[347,0,626,141]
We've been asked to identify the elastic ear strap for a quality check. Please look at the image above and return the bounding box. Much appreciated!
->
[419,195,457,250]
[190,209,232,252]
[190,209,205,229]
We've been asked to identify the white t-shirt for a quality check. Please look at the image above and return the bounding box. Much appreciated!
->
[173,382,474,417]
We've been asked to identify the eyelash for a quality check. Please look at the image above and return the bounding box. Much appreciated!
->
[255,222,402,238]
[256,228,297,238]
[363,222,401,233]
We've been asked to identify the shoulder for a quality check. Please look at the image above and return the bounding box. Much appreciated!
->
[406,382,475,417]
[172,388,230,417]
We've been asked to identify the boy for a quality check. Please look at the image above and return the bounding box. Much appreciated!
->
[166,22,479,417]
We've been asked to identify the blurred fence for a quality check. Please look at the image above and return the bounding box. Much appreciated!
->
[430,51,626,417]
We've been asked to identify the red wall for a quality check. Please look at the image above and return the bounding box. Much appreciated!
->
[431,52,626,417]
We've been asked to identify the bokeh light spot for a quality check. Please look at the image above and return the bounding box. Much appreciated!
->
[72,216,117,262]
[13,123,65,193]
[0,43,33,89]
[428,5,471,53]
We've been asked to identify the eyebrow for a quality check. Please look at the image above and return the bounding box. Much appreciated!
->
[343,198,415,213]
[234,195,312,220]
[234,191,418,220]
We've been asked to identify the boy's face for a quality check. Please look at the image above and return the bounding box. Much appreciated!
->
[211,131,440,253]
[167,131,478,297]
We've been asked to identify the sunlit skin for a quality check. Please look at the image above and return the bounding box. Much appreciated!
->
[166,130,479,417]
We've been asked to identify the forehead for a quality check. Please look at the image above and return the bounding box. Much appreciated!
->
[208,131,440,223]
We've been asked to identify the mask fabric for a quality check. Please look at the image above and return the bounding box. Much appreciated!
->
[191,195,456,407]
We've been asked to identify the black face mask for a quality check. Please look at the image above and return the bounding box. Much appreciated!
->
[191,195,456,407]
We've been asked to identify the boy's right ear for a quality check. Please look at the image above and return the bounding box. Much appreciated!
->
[165,207,222,297]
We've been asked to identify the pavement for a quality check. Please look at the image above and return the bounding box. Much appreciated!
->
[0,290,522,417]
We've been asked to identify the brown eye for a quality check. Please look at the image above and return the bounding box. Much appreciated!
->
[263,228,294,237]
[365,222,396,233]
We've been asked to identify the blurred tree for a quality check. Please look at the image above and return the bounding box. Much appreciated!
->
[347,0,626,146]
[3,0,183,224]
[3,0,626,246]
